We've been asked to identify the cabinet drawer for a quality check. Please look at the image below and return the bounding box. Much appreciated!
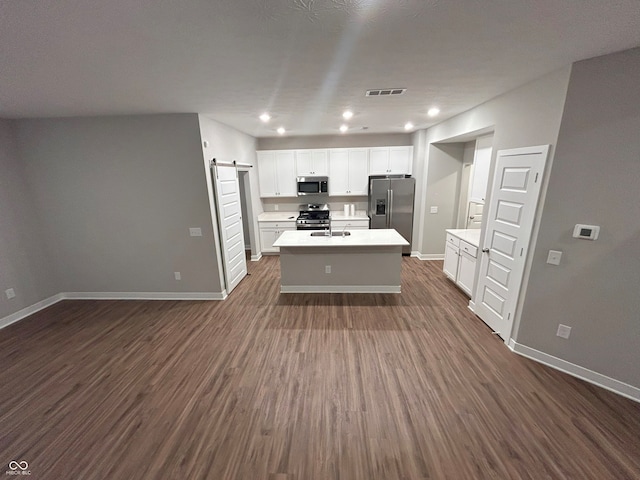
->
[446,233,460,248]
[332,219,369,228]
[258,221,296,229]
[459,240,478,258]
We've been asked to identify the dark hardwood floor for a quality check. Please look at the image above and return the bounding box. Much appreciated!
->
[1,256,639,479]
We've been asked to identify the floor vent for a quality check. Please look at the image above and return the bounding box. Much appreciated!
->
[365,88,406,97]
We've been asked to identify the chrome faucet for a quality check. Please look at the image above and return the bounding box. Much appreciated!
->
[341,224,348,237]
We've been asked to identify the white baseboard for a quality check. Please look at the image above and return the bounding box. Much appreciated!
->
[62,291,227,301]
[509,340,640,403]
[251,253,262,262]
[0,291,228,330]
[0,293,65,330]
[280,285,401,294]
[411,252,445,260]
[468,300,476,312]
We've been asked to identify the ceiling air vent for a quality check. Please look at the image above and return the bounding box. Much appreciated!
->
[365,88,406,97]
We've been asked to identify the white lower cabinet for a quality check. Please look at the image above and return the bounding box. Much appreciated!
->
[443,233,478,297]
[259,221,296,253]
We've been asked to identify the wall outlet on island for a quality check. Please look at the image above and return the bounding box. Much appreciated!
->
[174,272,181,281]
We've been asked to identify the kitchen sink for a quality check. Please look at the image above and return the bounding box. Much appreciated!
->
[310,231,351,236]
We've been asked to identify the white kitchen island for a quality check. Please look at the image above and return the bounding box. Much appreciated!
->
[273,229,409,293]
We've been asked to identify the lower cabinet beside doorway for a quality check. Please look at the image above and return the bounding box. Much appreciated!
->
[443,229,481,297]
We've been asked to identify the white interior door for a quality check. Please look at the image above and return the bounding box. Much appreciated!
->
[474,145,549,340]
[213,164,247,294]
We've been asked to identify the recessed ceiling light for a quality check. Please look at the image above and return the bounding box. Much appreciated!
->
[404,122,414,131]
[342,110,353,120]
[259,113,271,122]
[339,124,349,133]
[277,127,286,135]
[427,107,440,117]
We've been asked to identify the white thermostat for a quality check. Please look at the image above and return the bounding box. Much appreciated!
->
[573,224,600,240]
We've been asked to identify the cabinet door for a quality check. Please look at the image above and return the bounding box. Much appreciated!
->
[275,151,297,197]
[295,150,313,176]
[388,146,412,175]
[259,228,279,253]
[347,148,369,195]
[257,151,278,197]
[369,147,390,175]
[443,243,459,281]
[456,250,476,297]
[311,149,329,175]
[469,135,493,204]
[329,149,349,195]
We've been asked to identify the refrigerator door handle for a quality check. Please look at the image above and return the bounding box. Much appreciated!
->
[387,189,393,228]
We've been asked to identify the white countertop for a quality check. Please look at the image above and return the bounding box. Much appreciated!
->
[446,229,481,247]
[274,229,409,248]
[257,212,298,222]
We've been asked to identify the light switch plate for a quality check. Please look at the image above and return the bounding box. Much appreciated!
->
[546,250,562,265]
[557,324,571,339]
[189,227,202,237]
[430,206,438,214]
[5,288,16,299]
[174,272,181,280]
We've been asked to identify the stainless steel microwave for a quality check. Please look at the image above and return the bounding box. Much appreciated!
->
[297,176,328,196]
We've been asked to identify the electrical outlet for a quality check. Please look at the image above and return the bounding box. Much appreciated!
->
[556,324,571,339]
[174,272,181,280]
[5,288,16,299]
[547,250,562,265]
[325,265,331,274]
[274,205,279,211]
[430,206,438,214]
[189,227,202,237]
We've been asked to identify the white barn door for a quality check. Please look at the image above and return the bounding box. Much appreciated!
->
[212,163,247,294]
[474,145,549,340]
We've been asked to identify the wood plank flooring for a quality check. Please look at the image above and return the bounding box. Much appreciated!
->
[1,256,639,479]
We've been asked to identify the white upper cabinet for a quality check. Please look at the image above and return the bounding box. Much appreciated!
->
[329,148,369,196]
[468,134,493,204]
[257,150,297,197]
[295,149,329,176]
[368,146,412,175]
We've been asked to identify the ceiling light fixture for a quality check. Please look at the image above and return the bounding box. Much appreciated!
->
[404,122,414,131]
[259,113,271,122]
[342,110,353,120]
[277,127,286,135]
[427,107,440,117]
[339,124,349,133]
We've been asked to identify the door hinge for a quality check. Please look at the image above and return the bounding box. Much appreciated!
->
[534,172,539,183]
[508,312,511,320]
[520,247,523,256]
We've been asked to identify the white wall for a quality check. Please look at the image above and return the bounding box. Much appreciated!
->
[0,120,58,321]
[197,115,262,259]
[14,114,224,295]
[416,66,572,256]
[515,48,640,388]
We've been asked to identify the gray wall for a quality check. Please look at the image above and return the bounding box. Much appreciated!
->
[0,120,58,320]
[516,48,640,387]
[422,143,465,254]
[14,114,224,294]
[257,133,412,150]
[416,66,572,256]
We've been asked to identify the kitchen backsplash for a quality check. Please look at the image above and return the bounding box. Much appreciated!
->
[262,196,368,213]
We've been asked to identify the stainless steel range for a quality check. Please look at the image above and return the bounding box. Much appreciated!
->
[296,203,330,231]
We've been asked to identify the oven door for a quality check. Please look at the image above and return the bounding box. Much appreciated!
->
[296,222,330,231]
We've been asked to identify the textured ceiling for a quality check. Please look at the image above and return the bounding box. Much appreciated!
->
[1,0,639,137]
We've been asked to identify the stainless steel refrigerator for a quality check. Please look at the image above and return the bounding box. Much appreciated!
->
[368,175,415,255]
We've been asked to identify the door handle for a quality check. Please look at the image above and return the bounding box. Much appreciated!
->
[482,248,490,253]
